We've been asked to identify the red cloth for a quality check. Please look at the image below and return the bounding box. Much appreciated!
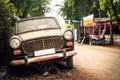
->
[104,22,107,31]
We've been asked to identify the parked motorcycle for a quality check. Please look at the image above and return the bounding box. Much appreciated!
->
[89,30,107,45]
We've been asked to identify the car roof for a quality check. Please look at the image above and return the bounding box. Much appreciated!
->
[17,16,57,22]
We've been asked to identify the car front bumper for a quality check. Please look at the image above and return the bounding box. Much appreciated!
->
[10,50,76,65]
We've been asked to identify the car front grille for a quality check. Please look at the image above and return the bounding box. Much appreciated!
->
[22,36,63,54]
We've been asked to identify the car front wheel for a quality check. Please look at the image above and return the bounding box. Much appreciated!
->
[66,57,73,69]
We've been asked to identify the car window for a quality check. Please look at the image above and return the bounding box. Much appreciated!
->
[16,18,60,34]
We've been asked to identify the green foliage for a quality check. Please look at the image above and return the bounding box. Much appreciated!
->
[99,0,120,21]
[66,0,74,7]
[0,0,16,22]
[58,0,104,23]
[29,0,51,17]
[0,0,51,37]
[0,0,16,37]
[10,0,51,18]
[99,0,120,44]
[58,0,82,23]
[58,1,72,21]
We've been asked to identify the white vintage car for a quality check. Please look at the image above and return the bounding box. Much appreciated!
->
[9,17,76,68]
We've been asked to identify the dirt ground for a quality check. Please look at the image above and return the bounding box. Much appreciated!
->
[5,62,92,80]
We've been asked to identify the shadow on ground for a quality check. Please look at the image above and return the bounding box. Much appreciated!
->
[5,62,84,80]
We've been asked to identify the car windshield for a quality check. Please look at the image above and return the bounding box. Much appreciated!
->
[16,17,60,34]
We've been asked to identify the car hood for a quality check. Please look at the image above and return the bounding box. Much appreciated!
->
[17,29,65,41]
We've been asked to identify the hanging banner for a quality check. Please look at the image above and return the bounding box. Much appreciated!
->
[83,14,94,27]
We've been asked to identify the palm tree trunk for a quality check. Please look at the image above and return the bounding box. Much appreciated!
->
[109,11,114,45]
[109,20,114,45]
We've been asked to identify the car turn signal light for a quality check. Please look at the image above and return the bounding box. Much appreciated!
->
[66,42,73,47]
[14,50,21,55]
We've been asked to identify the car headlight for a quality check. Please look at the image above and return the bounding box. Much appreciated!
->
[10,38,21,48]
[64,30,73,40]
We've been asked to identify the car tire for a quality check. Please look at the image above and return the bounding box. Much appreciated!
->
[66,57,73,69]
